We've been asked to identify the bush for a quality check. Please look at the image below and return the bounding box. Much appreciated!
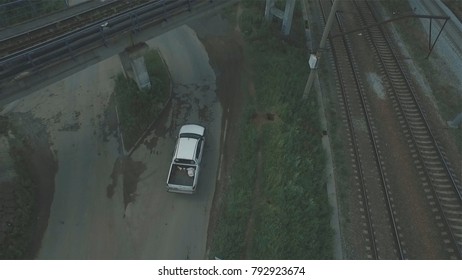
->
[115,50,170,150]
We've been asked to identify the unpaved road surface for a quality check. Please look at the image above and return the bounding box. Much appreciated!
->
[124,25,221,259]
[2,25,221,259]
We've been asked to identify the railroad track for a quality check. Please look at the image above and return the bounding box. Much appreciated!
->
[0,0,149,57]
[319,0,404,259]
[0,0,216,87]
[351,0,462,258]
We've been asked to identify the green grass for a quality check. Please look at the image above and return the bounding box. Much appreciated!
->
[211,109,258,259]
[115,50,170,150]
[252,120,331,259]
[211,1,332,259]
[221,2,239,28]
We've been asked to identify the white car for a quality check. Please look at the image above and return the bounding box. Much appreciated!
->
[166,124,205,194]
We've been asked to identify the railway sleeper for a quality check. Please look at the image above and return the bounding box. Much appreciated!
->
[389,75,406,81]
[406,113,422,120]
[397,93,414,100]
[439,194,462,202]
[410,126,429,132]
[431,183,454,189]
[430,175,452,182]
[427,171,448,177]
[407,116,425,122]
[402,107,420,114]
[436,194,459,201]
[406,112,424,118]
[392,82,408,88]
[445,217,462,225]
[389,73,405,78]
[387,72,403,79]
[420,152,439,159]
[450,225,462,232]
[426,164,449,170]
[431,179,452,185]
[437,190,460,197]
[414,139,433,144]
[440,210,462,219]
[441,201,462,209]
[413,131,432,137]
[418,146,437,151]
[405,116,424,123]
[413,140,432,146]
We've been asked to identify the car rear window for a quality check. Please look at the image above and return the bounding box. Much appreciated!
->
[174,158,195,165]
[180,133,201,139]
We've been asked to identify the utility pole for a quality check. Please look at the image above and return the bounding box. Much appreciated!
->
[303,0,340,99]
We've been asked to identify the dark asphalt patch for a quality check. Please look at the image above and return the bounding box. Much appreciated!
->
[106,156,146,212]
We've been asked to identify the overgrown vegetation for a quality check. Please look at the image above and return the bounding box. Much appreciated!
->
[0,123,36,259]
[211,1,332,259]
[115,50,170,150]
[211,106,258,258]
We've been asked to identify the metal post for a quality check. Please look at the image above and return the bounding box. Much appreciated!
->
[99,26,107,47]
[27,52,35,66]
[265,0,275,21]
[429,18,432,51]
[131,13,140,33]
[426,18,448,59]
[447,112,462,128]
[281,0,296,35]
[303,0,340,99]
[162,0,168,22]
[66,40,76,61]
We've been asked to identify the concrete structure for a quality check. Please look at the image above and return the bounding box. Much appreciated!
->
[120,43,151,90]
[447,112,462,128]
[265,0,296,35]
[0,0,239,106]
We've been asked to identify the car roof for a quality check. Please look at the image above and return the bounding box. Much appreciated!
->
[175,137,199,161]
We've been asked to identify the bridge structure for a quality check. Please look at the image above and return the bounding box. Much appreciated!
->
[265,0,296,35]
[0,0,239,105]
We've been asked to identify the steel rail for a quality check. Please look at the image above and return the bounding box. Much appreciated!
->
[318,0,378,259]
[1,0,172,63]
[321,0,405,259]
[0,0,119,43]
[355,0,462,258]
[331,0,405,260]
[0,0,212,83]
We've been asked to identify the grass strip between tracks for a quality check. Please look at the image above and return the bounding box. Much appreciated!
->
[211,0,333,259]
